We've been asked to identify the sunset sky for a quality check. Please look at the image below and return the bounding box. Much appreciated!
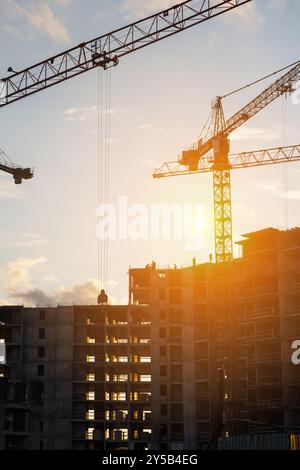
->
[0,0,300,305]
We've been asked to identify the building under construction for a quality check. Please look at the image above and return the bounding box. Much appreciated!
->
[1,228,300,450]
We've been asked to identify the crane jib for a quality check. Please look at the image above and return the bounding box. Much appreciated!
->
[0,0,253,107]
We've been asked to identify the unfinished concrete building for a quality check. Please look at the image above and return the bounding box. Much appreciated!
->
[1,228,300,450]
[0,305,151,450]
[129,228,300,448]
[228,228,300,434]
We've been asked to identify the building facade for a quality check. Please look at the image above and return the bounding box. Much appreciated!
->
[129,228,300,448]
[0,305,151,450]
[1,228,300,450]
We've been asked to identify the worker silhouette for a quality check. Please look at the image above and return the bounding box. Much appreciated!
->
[97,289,108,305]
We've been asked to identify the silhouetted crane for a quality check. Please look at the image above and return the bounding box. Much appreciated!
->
[153,61,300,263]
[0,148,33,184]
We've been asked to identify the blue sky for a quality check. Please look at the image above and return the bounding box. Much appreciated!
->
[0,0,300,305]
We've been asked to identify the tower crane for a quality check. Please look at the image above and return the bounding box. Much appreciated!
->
[0,0,252,304]
[0,148,33,184]
[0,0,252,184]
[0,0,251,108]
[153,61,300,263]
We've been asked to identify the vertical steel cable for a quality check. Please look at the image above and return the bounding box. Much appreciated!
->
[105,69,112,293]
[282,95,288,230]
[97,67,112,297]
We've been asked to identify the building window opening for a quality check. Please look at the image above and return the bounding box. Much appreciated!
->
[86,391,95,401]
[86,355,95,363]
[86,373,95,382]
[85,427,94,440]
[140,375,151,382]
[86,409,95,421]
[113,428,128,441]
[140,356,151,363]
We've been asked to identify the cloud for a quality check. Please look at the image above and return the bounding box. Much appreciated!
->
[43,274,59,282]
[222,2,264,32]
[0,231,47,249]
[63,106,98,122]
[138,123,165,133]
[257,182,281,192]
[207,31,218,48]
[145,159,156,166]
[234,203,255,218]
[121,0,174,17]
[1,256,117,306]
[52,0,72,5]
[121,0,175,18]
[10,279,117,307]
[63,106,114,122]
[6,1,70,43]
[267,0,291,12]
[256,181,300,201]
[6,257,47,293]
[121,0,264,29]
[231,126,281,145]
[139,123,154,130]
[0,176,25,200]
[283,190,300,201]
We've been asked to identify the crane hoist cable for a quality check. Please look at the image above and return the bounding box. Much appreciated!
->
[282,94,289,230]
[104,69,111,294]
[104,68,112,294]
[97,69,102,295]
[97,67,112,300]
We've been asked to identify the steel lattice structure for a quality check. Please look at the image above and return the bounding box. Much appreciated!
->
[0,0,253,183]
[153,144,300,177]
[154,60,300,263]
[0,0,251,107]
[213,169,233,263]
[0,149,33,184]
[179,61,300,170]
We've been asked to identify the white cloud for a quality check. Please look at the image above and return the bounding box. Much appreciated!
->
[43,274,58,282]
[139,123,154,130]
[145,159,156,166]
[231,126,281,145]
[63,106,98,122]
[63,106,114,122]
[0,231,47,249]
[121,0,175,18]
[0,256,117,306]
[207,31,218,48]
[267,0,290,12]
[222,2,264,32]
[6,1,70,43]
[52,0,72,6]
[6,257,47,293]
[257,182,281,192]
[234,203,255,218]
[283,190,300,201]
[10,279,117,307]
[138,123,165,133]
[255,181,300,201]
[0,177,25,200]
